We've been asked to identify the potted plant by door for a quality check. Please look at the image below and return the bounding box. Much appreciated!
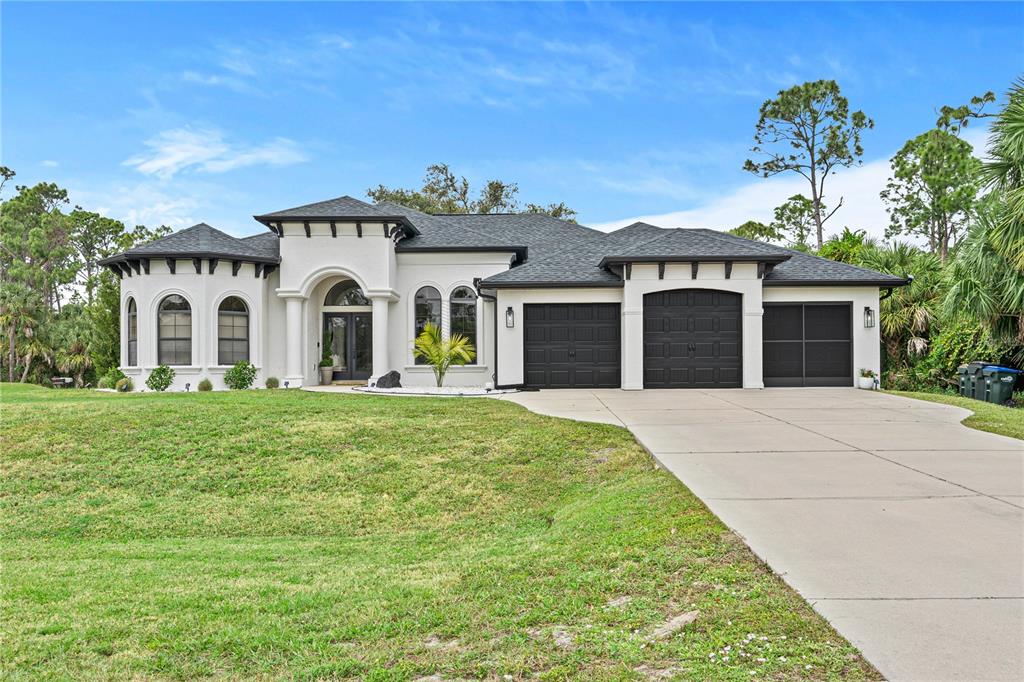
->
[858,368,877,390]
[319,357,334,385]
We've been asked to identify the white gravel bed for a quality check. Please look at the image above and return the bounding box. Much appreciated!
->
[353,385,516,397]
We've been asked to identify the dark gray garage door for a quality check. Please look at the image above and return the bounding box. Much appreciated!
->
[763,303,852,387]
[523,303,620,388]
[643,289,742,388]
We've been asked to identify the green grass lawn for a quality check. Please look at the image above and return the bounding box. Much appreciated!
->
[0,383,878,681]
[889,390,1024,441]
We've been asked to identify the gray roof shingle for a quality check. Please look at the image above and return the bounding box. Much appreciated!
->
[99,223,280,264]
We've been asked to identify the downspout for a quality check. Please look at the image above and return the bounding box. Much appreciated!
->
[474,278,498,388]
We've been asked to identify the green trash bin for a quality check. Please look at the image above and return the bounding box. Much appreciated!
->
[964,361,992,400]
[980,366,1022,405]
[957,365,971,397]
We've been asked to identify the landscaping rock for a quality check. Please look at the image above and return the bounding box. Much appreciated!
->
[605,595,633,608]
[648,610,699,640]
[423,635,459,650]
[375,370,401,388]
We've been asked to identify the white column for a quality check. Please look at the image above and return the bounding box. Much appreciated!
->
[370,295,390,384]
[284,295,305,386]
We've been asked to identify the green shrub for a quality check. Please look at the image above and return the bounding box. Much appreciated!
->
[115,377,133,393]
[145,365,175,392]
[97,368,126,389]
[265,376,279,389]
[223,361,257,390]
[197,378,214,392]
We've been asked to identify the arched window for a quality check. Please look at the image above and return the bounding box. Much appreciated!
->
[157,294,191,365]
[324,280,369,306]
[126,298,138,366]
[449,286,477,365]
[414,286,441,365]
[218,297,249,365]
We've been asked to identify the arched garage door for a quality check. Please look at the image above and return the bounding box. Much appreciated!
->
[643,289,742,388]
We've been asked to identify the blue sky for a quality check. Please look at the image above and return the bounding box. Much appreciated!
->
[3,2,1021,238]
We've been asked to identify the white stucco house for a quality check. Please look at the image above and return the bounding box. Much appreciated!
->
[99,195,908,391]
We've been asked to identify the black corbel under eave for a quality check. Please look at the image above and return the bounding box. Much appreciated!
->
[208,258,218,274]
[141,258,150,275]
[725,261,733,279]
[624,263,632,280]
[356,221,363,238]
[275,222,284,238]
[192,258,202,274]
[658,262,666,280]
[330,221,337,238]
[166,258,176,274]
[232,260,242,277]
[303,221,311,238]
[691,262,699,279]
[254,262,264,278]
[262,264,276,279]
[130,260,141,276]
[382,222,389,237]
[757,262,766,279]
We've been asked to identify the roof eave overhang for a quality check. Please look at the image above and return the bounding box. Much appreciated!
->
[763,278,912,288]
[98,251,281,266]
[395,244,528,264]
[252,214,420,237]
[477,280,624,289]
[598,254,791,269]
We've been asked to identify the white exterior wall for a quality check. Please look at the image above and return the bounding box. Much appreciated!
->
[394,251,512,387]
[622,262,764,389]
[763,285,882,387]
[119,259,277,391]
[495,287,625,387]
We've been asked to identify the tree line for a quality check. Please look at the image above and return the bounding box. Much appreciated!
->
[732,79,1023,389]
[0,171,169,386]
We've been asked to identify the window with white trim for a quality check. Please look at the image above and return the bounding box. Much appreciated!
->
[217,297,249,365]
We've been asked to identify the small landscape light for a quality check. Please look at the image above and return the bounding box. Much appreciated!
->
[284,381,290,389]
[185,382,190,392]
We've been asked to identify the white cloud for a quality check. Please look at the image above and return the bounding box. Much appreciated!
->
[590,126,992,242]
[72,182,202,230]
[41,160,59,168]
[124,128,307,179]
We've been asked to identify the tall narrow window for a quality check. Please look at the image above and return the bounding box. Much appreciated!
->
[126,298,138,366]
[218,297,249,365]
[449,286,477,365]
[414,286,441,365]
[157,294,192,365]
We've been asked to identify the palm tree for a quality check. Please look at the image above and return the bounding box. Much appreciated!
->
[944,198,1024,348]
[18,329,53,383]
[981,78,1024,271]
[860,243,946,362]
[57,338,93,388]
[0,284,39,383]
[412,323,476,387]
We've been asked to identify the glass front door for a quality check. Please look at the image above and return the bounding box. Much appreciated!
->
[324,313,372,381]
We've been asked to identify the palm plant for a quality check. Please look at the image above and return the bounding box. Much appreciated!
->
[981,78,1024,271]
[944,199,1024,349]
[18,329,53,383]
[57,338,93,388]
[0,283,39,383]
[412,322,475,388]
[860,243,946,362]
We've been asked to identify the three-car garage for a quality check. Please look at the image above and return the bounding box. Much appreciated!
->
[520,293,855,390]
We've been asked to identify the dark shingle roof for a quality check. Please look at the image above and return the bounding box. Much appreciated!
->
[480,222,907,288]
[255,195,392,219]
[99,223,280,265]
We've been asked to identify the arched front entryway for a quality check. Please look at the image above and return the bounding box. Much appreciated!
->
[321,279,373,381]
[643,289,742,388]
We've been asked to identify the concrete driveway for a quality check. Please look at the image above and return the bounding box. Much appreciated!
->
[498,388,1024,682]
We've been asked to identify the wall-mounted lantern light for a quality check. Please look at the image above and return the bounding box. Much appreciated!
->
[185,382,191,392]
[864,306,876,328]
[505,306,515,328]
